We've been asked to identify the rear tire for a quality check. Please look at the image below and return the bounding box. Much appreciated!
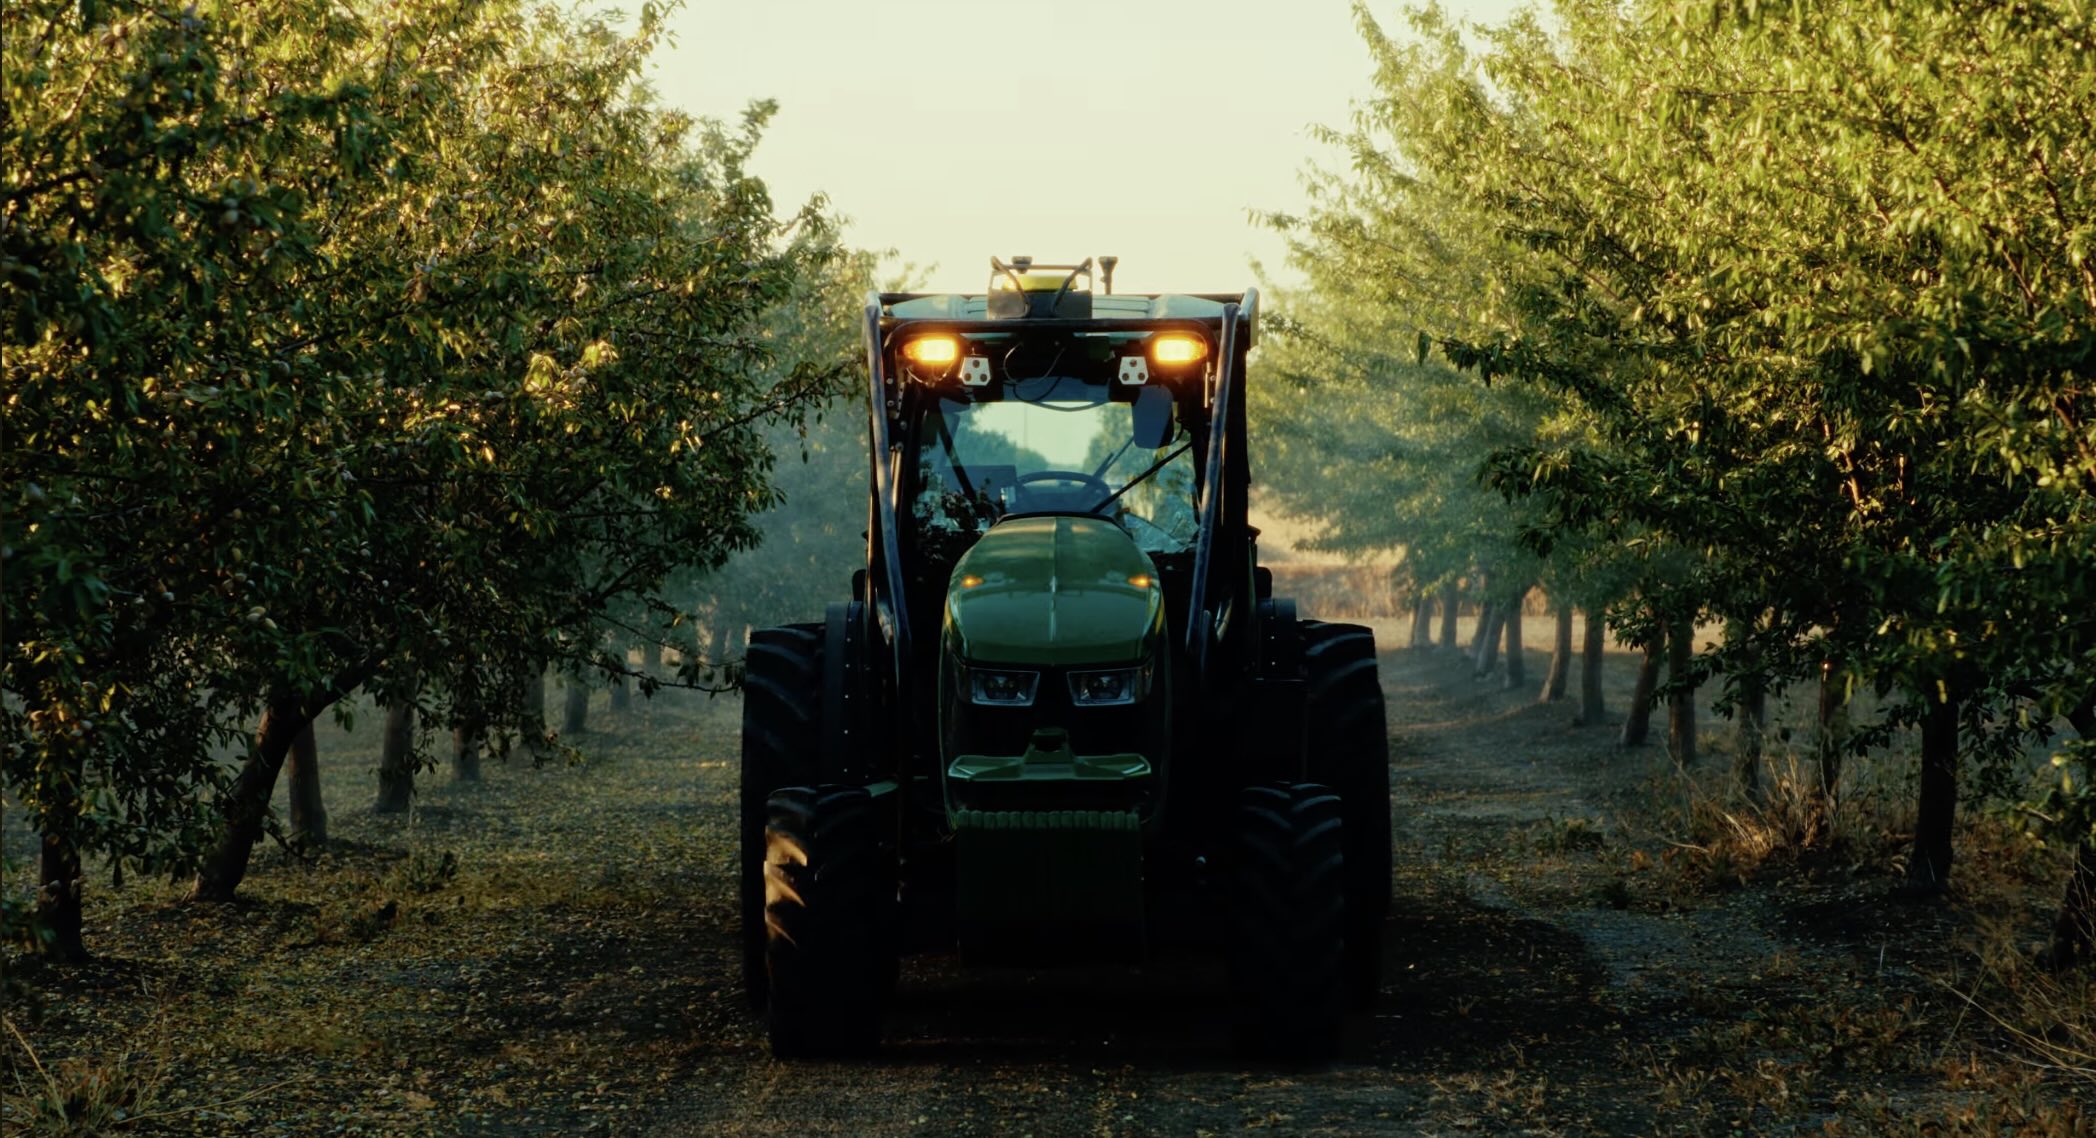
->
[1302,620,1391,1000]
[764,785,889,1057]
[1229,783,1345,1061]
[739,624,821,1011]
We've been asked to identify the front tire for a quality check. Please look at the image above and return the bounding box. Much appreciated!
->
[1302,620,1391,999]
[1229,782,1345,1061]
[739,624,822,1010]
[764,785,889,1057]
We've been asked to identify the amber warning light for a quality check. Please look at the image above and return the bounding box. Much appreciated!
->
[903,336,961,369]
[1149,334,1208,366]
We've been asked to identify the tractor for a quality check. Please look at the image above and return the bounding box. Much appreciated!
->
[738,257,1389,1059]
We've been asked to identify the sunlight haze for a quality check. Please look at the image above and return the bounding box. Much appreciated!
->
[652,0,1521,293]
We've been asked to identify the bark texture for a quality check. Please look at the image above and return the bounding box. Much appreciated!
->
[518,670,547,755]
[1903,691,1960,895]
[452,725,483,783]
[191,699,308,902]
[1540,603,1573,702]
[562,677,590,735]
[706,620,734,673]
[1501,595,1526,691]
[2044,702,2095,967]
[1817,659,1849,803]
[1438,588,1460,651]
[2048,841,2096,970]
[374,700,415,814]
[1620,635,1662,747]
[1410,597,1434,649]
[1729,619,1766,800]
[286,719,326,847]
[37,830,86,961]
[1475,605,1505,679]
[1666,618,1697,768]
[1579,610,1607,727]
[1467,600,1495,666]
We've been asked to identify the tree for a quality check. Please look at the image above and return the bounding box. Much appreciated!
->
[1539,600,1573,703]
[374,699,416,815]
[3,0,843,937]
[689,247,911,642]
[1277,0,2093,901]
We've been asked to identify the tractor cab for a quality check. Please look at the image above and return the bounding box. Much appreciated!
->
[882,260,1249,671]
[736,256,1392,1061]
[907,372,1198,554]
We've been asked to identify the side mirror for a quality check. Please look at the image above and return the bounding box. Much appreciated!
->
[1132,386,1175,450]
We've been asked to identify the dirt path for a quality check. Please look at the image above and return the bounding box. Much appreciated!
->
[646,643,1918,1137]
[12,639,2080,1136]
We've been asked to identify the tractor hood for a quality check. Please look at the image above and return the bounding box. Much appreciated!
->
[943,516,1164,668]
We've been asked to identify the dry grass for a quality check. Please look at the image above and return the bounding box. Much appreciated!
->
[1932,908,2096,1092]
[1591,717,2095,1135]
[2,1016,168,1135]
[1,685,754,1136]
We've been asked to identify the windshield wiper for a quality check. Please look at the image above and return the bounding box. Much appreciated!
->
[1090,436,1136,480]
[1091,441,1193,515]
[932,411,994,525]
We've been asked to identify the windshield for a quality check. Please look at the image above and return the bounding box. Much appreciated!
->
[914,375,1199,554]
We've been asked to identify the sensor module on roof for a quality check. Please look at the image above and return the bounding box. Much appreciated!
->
[988,255,1093,319]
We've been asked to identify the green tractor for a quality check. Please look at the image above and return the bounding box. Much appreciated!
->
[739,257,1389,1059]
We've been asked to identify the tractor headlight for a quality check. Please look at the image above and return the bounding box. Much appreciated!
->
[1067,663,1152,707]
[969,668,1040,707]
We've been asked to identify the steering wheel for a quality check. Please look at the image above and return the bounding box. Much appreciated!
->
[1013,469,1111,510]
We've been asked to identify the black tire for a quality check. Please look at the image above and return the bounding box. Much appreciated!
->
[1301,620,1391,999]
[1229,783,1345,1061]
[739,624,821,1011]
[764,785,888,1057]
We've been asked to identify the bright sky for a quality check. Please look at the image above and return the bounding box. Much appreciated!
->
[649,0,1522,295]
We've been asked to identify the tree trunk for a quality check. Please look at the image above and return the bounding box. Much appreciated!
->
[1903,690,1960,895]
[1579,610,1607,727]
[518,670,547,755]
[1729,618,1766,800]
[604,634,632,712]
[2048,841,2096,970]
[374,700,415,814]
[1474,604,1505,678]
[706,619,734,672]
[452,725,483,783]
[562,677,590,736]
[1540,602,1573,703]
[2045,703,2096,967]
[641,639,663,679]
[1620,635,1662,747]
[1467,598,1494,662]
[37,830,86,961]
[1409,596,1434,649]
[191,699,307,902]
[1816,658,1849,803]
[1438,587,1460,651]
[285,719,326,847]
[1666,617,1697,768]
[1501,593,1526,691]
